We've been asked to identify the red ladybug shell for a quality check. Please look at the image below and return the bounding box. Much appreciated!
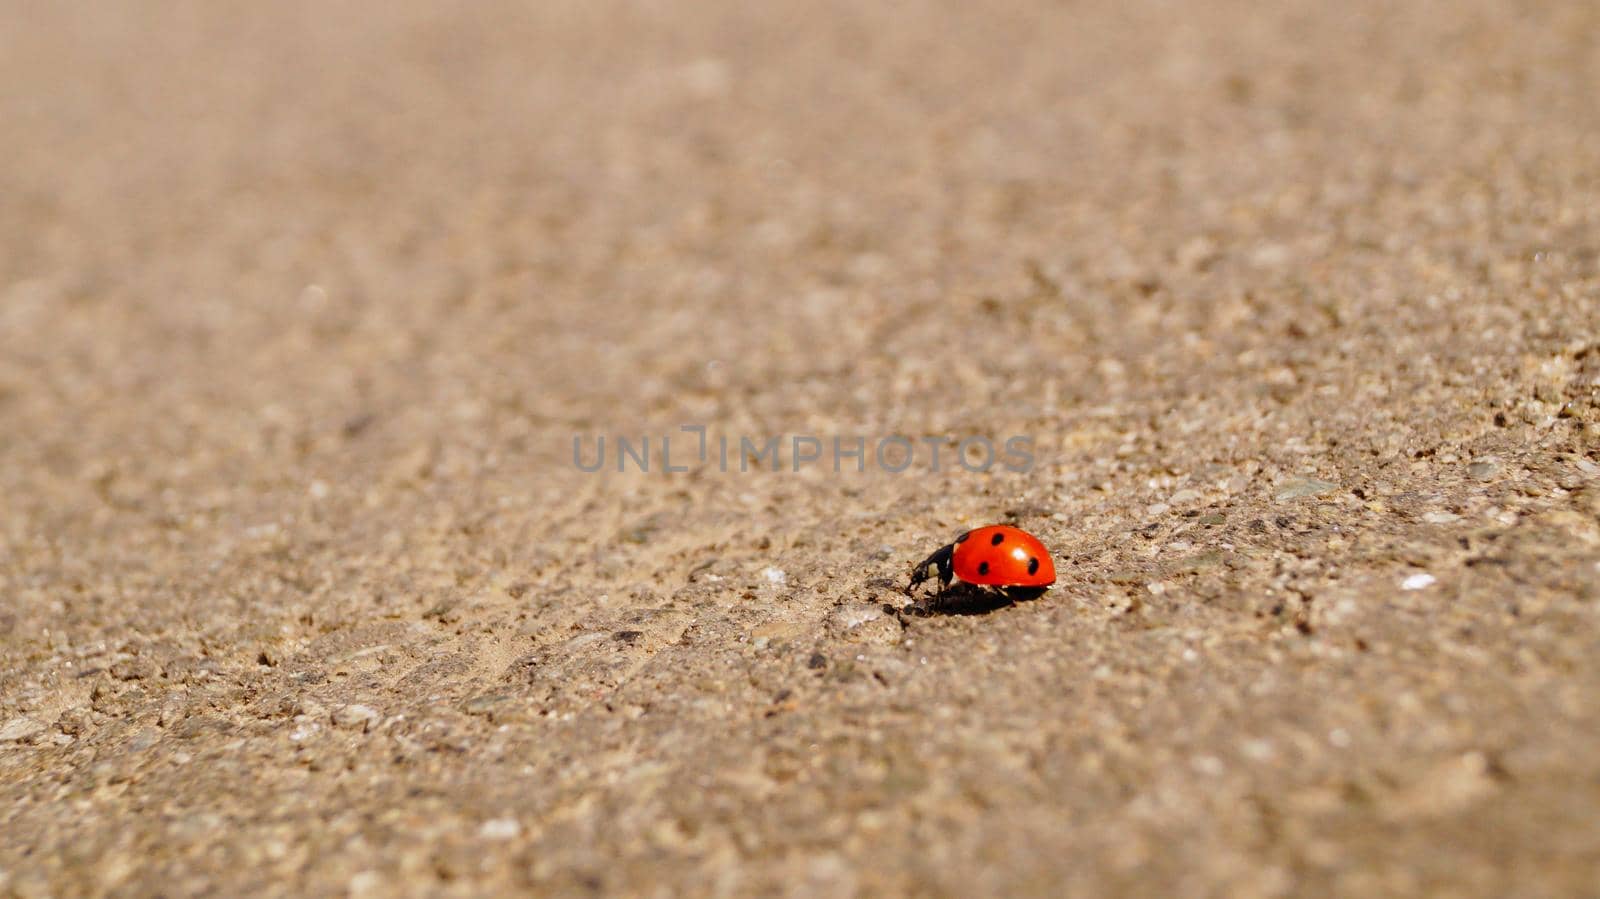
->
[951,525,1056,587]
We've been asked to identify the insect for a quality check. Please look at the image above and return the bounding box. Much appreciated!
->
[906,524,1056,602]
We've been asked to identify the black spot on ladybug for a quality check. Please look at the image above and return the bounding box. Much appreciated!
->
[1028,557,1039,576]
[990,532,1005,546]
[955,531,970,543]
[977,561,990,576]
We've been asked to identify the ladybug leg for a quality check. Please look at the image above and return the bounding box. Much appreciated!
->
[907,543,955,597]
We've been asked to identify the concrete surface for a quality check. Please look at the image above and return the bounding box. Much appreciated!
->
[2,1,1599,895]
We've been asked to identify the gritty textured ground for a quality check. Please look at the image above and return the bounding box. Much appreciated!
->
[3,1,1600,896]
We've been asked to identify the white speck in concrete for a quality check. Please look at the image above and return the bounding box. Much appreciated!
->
[480,818,521,840]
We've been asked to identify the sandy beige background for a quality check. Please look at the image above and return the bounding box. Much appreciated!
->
[2,1,1599,895]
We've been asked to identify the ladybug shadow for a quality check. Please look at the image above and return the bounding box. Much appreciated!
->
[902,583,1050,617]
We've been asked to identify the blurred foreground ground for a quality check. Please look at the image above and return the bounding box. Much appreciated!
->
[2,1,1599,895]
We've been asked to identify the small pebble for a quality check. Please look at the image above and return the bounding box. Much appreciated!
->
[0,717,44,742]
[827,603,901,645]
[1275,478,1339,501]
[828,603,884,630]
[348,872,384,896]
[1241,739,1276,761]
[332,704,380,730]
[479,818,521,840]
[1401,573,1437,591]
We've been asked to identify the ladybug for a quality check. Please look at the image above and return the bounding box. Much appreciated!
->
[907,524,1056,602]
